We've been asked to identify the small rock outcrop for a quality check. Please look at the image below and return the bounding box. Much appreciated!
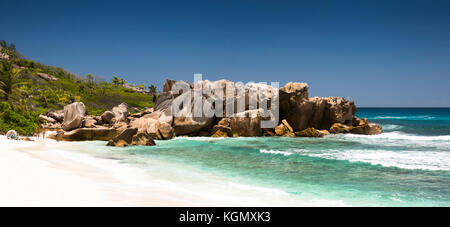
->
[37,73,58,81]
[107,127,138,147]
[105,127,157,147]
[329,118,383,135]
[329,123,352,134]
[350,123,383,135]
[275,119,295,137]
[163,79,177,92]
[295,128,330,137]
[131,132,156,146]
[52,128,118,141]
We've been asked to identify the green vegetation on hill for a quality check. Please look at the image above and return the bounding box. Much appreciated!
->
[0,41,157,135]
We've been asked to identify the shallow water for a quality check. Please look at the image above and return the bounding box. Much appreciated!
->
[57,108,450,206]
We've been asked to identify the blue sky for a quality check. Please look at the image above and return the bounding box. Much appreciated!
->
[2,0,450,107]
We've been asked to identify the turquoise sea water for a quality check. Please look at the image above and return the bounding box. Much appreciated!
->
[61,108,450,206]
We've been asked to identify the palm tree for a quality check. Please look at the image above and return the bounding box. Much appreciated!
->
[148,84,157,94]
[148,84,158,103]
[119,78,126,86]
[112,76,120,85]
[0,60,28,102]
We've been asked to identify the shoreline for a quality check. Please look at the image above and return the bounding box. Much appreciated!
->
[0,136,324,207]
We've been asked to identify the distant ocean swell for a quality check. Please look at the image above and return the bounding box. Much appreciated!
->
[371,115,438,120]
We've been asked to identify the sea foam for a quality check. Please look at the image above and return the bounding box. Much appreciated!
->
[381,124,403,131]
[306,149,450,171]
[260,149,293,156]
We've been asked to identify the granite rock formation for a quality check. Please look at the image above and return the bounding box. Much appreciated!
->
[44,78,382,147]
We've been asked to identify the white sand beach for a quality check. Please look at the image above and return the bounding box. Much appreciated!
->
[0,135,192,206]
[0,135,321,207]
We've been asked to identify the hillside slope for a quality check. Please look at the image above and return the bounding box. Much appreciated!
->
[0,41,156,135]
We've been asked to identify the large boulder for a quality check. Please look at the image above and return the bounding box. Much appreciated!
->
[54,128,118,141]
[112,103,129,122]
[62,102,87,131]
[279,82,309,121]
[227,109,264,137]
[284,97,357,131]
[107,127,138,147]
[172,91,214,135]
[131,117,160,138]
[130,106,174,139]
[157,122,175,140]
[211,118,232,137]
[101,111,115,124]
[131,132,156,146]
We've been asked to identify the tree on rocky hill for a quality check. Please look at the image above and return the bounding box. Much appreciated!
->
[148,84,157,94]
[112,76,120,85]
[0,60,28,103]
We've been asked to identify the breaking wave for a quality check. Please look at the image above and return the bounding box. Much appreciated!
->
[260,149,293,156]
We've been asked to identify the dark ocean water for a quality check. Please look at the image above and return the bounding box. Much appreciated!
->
[359,108,450,136]
[66,108,450,206]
